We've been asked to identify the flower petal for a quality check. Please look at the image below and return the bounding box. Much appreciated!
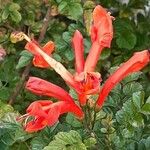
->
[25,41,81,93]
[33,41,55,68]
[84,42,103,72]
[96,50,150,110]
[92,5,113,47]
[26,100,53,117]
[26,77,76,103]
[25,117,47,133]
[84,5,113,72]
[72,30,84,73]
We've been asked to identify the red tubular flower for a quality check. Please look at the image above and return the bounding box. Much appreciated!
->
[84,5,114,72]
[25,40,81,93]
[72,30,84,74]
[96,50,150,110]
[25,40,55,68]
[74,72,101,105]
[26,77,76,103]
[23,100,84,132]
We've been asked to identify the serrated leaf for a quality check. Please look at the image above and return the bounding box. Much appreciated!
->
[132,91,145,110]
[122,72,142,84]
[43,130,87,150]
[20,50,33,57]
[65,50,74,61]
[2,9,9,20]
[141,103,150,115]
[66,113,82,128]
[58,1,68,13]
[123,82,143,96]
[9,3,20,11]
[16,55,32,69]
[116,31,137,50]
[62,32,72,43]
[10,10,22,23]
[58,1,83,21]
[68,3,83,20]
[0,101,14,118]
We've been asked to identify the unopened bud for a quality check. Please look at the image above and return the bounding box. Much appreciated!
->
[10,31,25,43]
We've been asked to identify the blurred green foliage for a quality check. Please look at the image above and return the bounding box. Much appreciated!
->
[0,0,150,149]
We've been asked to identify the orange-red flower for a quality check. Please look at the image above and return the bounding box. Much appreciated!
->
[19,77,84,132]
[25,40,55,68]
[74,72,101,105]
[96,50,150,110]
[24,5,114,106]
[26,77,76,103]
[72,30,84,74]
[15,4,150,134]
[23,100,83,132]
[84,5,114,72]
[23,5,150,112]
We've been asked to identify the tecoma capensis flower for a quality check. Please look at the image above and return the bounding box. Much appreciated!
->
[24,5,113,105]
[96,50,150,110]
[18,77,84,132]
[23,100,83,132]
[15,5,150,132]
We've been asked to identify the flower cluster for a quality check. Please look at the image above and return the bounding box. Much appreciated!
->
[17,5,150,132]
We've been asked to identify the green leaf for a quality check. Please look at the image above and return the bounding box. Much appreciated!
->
[100,48,111,60]
[84,137,96,149]
[58,1,83,21]
[31,137,47,150]
[20,50,33,57]
[122,72,142,84]
[65,50,74,61]
[66,113,82,128]
[9,3,20,11]
[58,1,68,13]
[16,56,32,69]
[132,91,145,110]
[16,51,32,69]
[10,10,22,23]
[43,130,87,150]
[123,82,143,96]
[0,101,14,118]
[68,3,83,20]
[53,53,62,62]
[2,9,9,20]
[141,104,150,115]
[116,30,137,50]
[62,32,72,43]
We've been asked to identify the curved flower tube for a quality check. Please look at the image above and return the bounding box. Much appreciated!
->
[25,40,81,93]
[84,5,114,72]
[96,50,150,110]
[26,77,77,103]
[72,30,84,74]
[29,40,55,68]
[22,100,84,132]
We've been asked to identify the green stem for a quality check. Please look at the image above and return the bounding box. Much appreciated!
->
[91,110,97,130]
